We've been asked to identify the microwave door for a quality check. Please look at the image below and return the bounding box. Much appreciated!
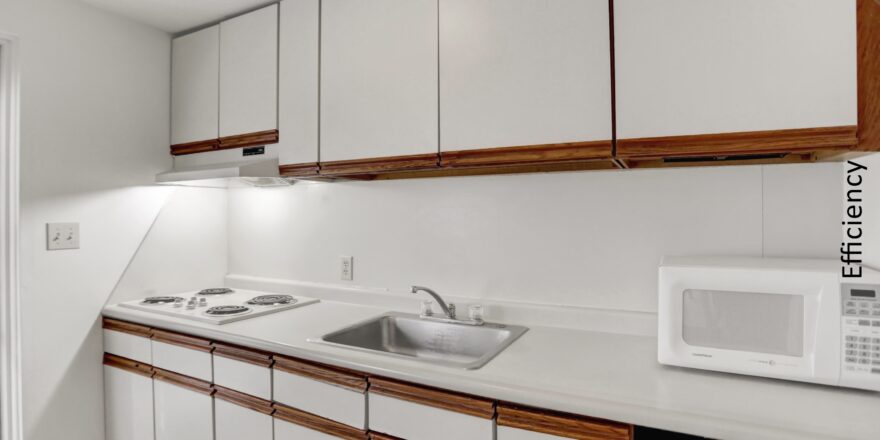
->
[681,289,805,357]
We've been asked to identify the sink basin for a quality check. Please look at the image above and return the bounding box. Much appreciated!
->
[315,312,528,369]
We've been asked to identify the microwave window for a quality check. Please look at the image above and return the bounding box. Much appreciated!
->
[682,289,804,357]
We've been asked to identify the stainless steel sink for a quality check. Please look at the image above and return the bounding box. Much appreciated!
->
[315,312,528,369]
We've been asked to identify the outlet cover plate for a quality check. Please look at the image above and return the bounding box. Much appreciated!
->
[340,255,353,281]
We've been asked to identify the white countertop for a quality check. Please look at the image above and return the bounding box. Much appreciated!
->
[103,300,880,440]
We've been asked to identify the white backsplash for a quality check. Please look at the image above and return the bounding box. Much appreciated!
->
[224,161,845,334]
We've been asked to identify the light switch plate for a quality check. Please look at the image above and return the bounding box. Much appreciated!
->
[47,222,79,250]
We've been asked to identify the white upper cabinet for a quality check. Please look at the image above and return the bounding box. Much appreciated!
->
[320,0,439,162]
[171,25,219,145]
[219,4,279,138]
[439,0,612,151]
[278,0,320,165]
[614,0,857,140]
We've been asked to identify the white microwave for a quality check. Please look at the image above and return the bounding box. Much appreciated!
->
[658,256,880,391]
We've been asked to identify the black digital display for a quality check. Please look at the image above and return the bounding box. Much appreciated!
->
[852,289,876,298]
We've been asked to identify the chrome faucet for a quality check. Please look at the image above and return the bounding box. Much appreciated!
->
[411,285,456,318]
[410,285,482,326]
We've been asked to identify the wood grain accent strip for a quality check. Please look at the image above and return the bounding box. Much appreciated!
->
[368,432,402,440]
[858,0,880,151]
[497,403,633,440]
[441,140,613,168]
[617,126,858,159]
[151,328,213,353]
[153,367,214,395]
[319,153,439,176]
[214,385,274,415]
[103,353,153,378]
[273,356,367,393]
[279,162,320,177]
[170,138,219,156]
[273,403,368,440]
[102,318,151,338]
[368,377,495,419]
[212,341,273,367]
[218,129,279,150]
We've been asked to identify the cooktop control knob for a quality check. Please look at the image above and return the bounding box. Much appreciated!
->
[198,298,208,307]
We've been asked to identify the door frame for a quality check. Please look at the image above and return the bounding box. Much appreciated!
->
[0,32,23,440]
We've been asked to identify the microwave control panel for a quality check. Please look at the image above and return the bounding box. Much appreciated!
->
[841,284,880,380]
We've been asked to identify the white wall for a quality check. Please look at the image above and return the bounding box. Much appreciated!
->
[0,0,173,439]
[228,162,842,314]
[108,187,228,304]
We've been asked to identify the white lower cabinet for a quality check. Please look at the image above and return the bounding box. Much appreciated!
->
[151,329,214,382]
[214,397,273,440]
[497,426,567,440]
[103,356,154,440]
[212,342,273,400]
[154,372,214,440]
[368,378,495,440]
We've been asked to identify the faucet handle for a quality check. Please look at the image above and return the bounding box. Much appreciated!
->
[447,303,456,319]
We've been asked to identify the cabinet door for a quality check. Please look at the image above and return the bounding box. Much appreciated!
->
[439,0,612,152]
[214,390,273,440]
[154,371,214,440]
[219,4,278,139]
[171,25,220,146]
[273,356,368,429]
[104,355,154,440]
[278,0,320,172]
[321,0,439,163]
[368,378,494,440]
[614,0,857,142]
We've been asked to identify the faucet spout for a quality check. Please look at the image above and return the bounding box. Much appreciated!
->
[411,285,455,319]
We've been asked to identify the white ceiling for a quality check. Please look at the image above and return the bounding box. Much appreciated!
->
[80,0,277,34]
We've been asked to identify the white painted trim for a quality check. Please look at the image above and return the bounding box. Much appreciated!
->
[0,32,23,440]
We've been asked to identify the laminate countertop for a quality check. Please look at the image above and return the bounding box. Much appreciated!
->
[103,299,880,440]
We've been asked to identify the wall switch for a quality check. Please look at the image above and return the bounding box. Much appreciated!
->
[47,222,79,250]
[340,255,353,281]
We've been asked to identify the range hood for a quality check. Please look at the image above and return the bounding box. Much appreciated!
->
[156,146,292,188]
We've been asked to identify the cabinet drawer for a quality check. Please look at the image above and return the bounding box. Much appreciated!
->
[151,329,213,382]
[102,318,152,364]
[497,403,632,440]
[368,378,494,440]
[153,369,214,440]
[274,403,368,440]
[214,386,274,440]
[273,356,367,429]
[213,342,273,400]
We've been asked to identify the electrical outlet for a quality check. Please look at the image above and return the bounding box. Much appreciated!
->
[47,222,79,250]
[340,255,353,281]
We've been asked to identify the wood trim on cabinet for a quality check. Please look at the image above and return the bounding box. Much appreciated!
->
[616,126,858,160]
[103,353,153,378]
[368,377,495,420]
[273,356,368,393]
[212,341,273,367]
[368,432,403,440]
[279,162,321,177]
[170,138,219,156]
[218,129,279,150]
[102,318,151,338]
[318,153,439,176]
[440,140,613,168]
[273,403,368,440]
[858,0,880,151]
[153,367,214,395]
[214,385,274,415]
[151,328,214,353]
[497,403,633,440]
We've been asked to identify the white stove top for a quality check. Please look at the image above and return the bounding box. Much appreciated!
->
[117,288,319,324]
